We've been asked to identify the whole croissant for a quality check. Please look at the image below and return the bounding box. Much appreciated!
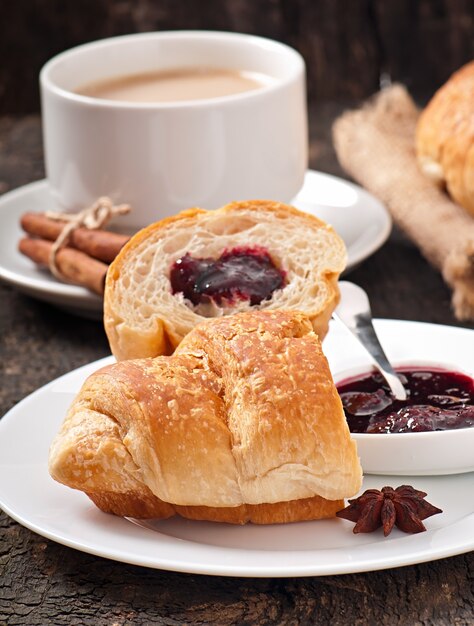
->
[416,61,474,216]
[49,310,362,524]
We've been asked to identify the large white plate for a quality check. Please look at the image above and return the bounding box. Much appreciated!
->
[0,320,472,577]
[0,171,391,318]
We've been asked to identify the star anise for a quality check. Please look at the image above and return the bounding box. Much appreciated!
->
[336,485,442,536]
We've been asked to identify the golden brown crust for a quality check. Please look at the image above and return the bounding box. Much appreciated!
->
[87,492,343,524]
[175,495,344,525]
[49,310,362,523]
[87,491,175,519]
[416,61,474,216]
[104,200,346,361]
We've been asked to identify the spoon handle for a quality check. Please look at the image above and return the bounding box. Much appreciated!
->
[334,311,407,400]
[334,282,407,401]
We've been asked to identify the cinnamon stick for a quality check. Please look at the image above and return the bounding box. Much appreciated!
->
[19,237,107,295]
[20,212,130,263]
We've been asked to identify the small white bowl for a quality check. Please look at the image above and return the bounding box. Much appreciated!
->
[334,363,474,475]
[324,319,474,476]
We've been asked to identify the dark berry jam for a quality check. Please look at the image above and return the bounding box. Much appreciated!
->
[169,246,285,306]
[337,367,474,434]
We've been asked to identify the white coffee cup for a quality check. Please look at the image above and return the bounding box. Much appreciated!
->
[40,31,308,230]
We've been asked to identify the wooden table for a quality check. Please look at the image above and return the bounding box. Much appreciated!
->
[1,109,473,626]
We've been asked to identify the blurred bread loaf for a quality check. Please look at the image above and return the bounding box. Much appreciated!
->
[104,200,346,361]
[49,310,362,524]
[416,61,474,216]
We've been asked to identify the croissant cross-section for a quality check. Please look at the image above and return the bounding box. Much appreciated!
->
[104,200,347,360]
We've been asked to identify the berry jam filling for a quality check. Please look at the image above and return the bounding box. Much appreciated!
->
[169,246,285,306]
[337,368,474,433]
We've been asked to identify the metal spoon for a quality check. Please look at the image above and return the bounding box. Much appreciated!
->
[333,281,407,401]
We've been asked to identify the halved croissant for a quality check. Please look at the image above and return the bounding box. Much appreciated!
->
[49,310,362,524]
[104,200,346,360]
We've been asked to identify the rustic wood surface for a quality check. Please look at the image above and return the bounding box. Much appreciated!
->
[0,108,473,625]
[2,0,474,114]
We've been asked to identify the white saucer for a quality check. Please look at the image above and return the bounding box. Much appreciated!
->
[0,171,391,318]
[0,320,472,577]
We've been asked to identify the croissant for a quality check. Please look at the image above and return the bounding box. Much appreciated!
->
[49,310,362,524]
[416,61,474,216]
[104,200,346,361]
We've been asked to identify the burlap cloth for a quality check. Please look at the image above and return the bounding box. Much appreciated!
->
[333,84,474,321]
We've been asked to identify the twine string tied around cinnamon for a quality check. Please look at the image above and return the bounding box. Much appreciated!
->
[45,197,131,282]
